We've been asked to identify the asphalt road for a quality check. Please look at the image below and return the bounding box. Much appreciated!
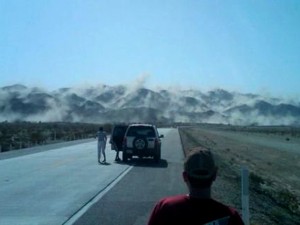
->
[0,128,186,225]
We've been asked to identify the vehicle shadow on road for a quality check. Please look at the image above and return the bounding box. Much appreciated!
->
[116,158,168,168]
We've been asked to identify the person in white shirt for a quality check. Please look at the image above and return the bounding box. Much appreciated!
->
[96,127,107,163]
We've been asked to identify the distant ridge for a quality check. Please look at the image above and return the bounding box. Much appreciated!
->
[0,84,299,126]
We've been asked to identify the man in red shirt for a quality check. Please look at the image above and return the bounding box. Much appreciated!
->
[147,147,245,225]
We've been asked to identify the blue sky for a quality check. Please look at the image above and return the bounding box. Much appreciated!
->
[1,0,299,97]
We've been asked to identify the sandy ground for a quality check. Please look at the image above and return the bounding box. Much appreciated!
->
[178,125,300,225]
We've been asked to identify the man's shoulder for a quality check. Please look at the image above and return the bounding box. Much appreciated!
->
[158,194,188,205]
[208,199,240,214]
[208,200,244,225]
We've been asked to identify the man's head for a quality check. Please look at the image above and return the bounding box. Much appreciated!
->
[183,147,218,188]
[99,127,103,131]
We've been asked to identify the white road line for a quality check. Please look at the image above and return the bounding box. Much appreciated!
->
[63,165,134,225]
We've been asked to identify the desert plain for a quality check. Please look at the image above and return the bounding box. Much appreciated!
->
[179,124,300,225]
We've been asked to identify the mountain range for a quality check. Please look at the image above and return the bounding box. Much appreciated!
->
[0,84,299,126]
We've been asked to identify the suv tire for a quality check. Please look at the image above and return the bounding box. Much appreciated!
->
[154,150,161,163]
[133,137,148,150]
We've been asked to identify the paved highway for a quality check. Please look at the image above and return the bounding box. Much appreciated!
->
[0,128,186,225]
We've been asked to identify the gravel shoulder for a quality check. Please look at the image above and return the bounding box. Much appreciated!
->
[178,125,300,225]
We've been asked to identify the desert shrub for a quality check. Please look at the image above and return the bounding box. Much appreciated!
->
[0,121,111,151]
[250,172,264,186]
[250,172,299,218]
[276,189,299,213]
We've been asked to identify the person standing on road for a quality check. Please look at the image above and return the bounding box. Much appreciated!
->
[147,147,245,225]
[96,127,107,163]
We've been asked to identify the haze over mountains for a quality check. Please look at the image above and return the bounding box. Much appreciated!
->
[1,84,300,126]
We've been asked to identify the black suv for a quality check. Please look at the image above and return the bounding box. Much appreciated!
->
[122,124,164,163]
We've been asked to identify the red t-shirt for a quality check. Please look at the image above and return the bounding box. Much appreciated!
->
[147,195,245,225]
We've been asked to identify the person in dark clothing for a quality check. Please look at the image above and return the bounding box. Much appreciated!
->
[109,125,128,162]
[147,147,245,225]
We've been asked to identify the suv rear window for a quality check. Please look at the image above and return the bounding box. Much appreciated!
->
[126,126,155,137]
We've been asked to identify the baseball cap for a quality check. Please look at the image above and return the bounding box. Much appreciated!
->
[184,147,217,179]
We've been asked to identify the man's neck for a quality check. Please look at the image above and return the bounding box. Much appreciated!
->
[188,187,211,199]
